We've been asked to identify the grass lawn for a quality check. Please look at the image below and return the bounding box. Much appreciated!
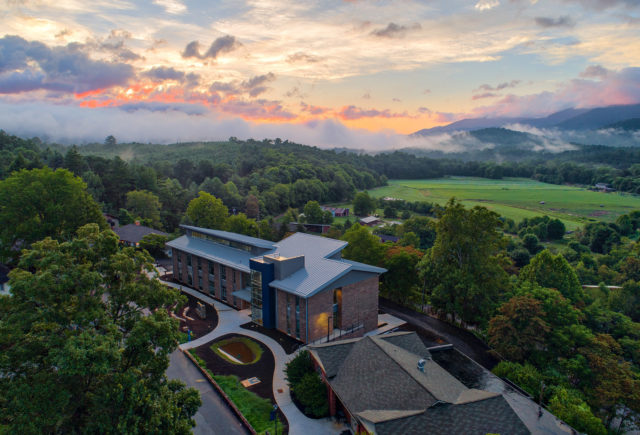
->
[211,336,263,365]
[189,351,284,435]
[354,177,640,230]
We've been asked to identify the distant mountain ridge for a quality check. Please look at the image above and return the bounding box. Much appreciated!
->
[412,104,640,136]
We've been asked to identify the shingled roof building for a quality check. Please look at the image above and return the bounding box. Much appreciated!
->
[167,225,385,343]
[310,332,543,434]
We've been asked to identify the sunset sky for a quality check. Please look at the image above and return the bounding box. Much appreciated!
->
[1,0,639,147]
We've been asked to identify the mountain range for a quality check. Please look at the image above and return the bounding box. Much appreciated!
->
[412,103,640,136]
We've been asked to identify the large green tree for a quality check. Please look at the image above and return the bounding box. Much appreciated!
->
[186,191,228,229]
[488,295,550,362]
[352,191,376,216]
[340,224,384,266]
[0,167,105,262]
[0,224,200,433]
[519,250,584,304]
[126,190,162,229]
[418,198,509,326]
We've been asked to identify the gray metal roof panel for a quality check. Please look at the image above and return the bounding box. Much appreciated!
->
[268,258,350,297]
[180,225,276,249]
[342,259,387,274]
[274,232,347,259]
[166,235,258,272]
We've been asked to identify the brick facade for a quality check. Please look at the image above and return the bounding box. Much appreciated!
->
[171,246,379,343]
[340,276,379,333]
[171,248,249,310]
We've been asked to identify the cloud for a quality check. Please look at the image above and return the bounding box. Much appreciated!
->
[242,72,276,97]
[417,107,432,114]
[475,0,500,11]
[472,92,498,100]
[472,67,640,118]
[93,29,142,61]
[142,66,185,81]
[300,102,330,115]
[475,80,521,92]
[153,0,187,14]
[580,64,610,79]
[370,22,422,38]
[337,105,409,120]
[181,35,241,59]
[286,52,321,63]
[534,16,575,28]
[0,35,134,94]
[563,0,640,10]
[362,92,371,99]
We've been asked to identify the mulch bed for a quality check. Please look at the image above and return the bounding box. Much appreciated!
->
[193,333,289,430]
[239,322,303,355]
[171,293,218,339]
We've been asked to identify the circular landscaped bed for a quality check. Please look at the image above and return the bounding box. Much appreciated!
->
[211,336,263,365]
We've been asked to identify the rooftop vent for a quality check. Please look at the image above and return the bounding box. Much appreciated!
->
[417,359,426,372]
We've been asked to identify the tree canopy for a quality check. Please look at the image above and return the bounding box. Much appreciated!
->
[0,224,200,433]
[0,167,105,263]
[419,199,509,326]
[186,191,228,230]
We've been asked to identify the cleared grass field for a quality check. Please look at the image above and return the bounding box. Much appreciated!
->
[355,177,640,230]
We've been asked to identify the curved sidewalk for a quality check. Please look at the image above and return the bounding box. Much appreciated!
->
[166,282,345,435]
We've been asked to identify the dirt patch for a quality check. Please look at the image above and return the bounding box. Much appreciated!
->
[220,341,255,363]
[589,210,610,217]
[240,322,303,354]
[194,334,275,401]
[170,293,218,339]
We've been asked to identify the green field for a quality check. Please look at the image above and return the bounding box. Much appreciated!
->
[339,177,640,230]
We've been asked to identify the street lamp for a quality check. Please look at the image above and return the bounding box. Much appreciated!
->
[270,404,279,434]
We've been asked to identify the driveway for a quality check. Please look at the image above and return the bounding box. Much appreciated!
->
[167,349,249,435]
[379,298,499,370]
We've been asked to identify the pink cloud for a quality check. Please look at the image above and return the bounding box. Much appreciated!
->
[337,105,409,120]
[472,67,640,118]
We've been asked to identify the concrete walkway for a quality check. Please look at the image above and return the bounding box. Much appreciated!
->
[165,282,346,435]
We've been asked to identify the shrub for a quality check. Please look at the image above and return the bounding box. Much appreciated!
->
[294,372,328,418]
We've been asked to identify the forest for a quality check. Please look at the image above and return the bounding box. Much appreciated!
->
[1,130,640,433]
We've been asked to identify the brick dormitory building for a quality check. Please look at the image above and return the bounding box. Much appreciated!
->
[167,225,386,344]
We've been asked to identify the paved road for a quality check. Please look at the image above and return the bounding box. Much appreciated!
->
[167,350,249,435]
[379,298,499,370]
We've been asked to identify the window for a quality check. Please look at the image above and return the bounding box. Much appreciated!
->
[251,270,263,325]
[208,262,215,275]
[209,278,215,295]
[197,258,202,271]
[221,282,226,300]
[333,289,342,329]
[295,296,300,339]
[220,265,226,281]
[187,254,192,267]
[232,270,236,285]
[198,278,203,290]
[286,295,291,335]
[233,296,237,307]
[178,267,182,281]
[187,272,192,286]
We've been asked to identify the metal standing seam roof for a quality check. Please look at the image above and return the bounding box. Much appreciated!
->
[167,229,385,298]
[264,232,386,298]
[166,235,262,273]
[180,224,277,250]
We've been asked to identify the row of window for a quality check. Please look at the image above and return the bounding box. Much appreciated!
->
[191,231,253,252]
[177,252,248,308]
[285,294,301,339]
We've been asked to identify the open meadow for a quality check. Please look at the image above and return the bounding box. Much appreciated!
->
[336,177,640,230]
